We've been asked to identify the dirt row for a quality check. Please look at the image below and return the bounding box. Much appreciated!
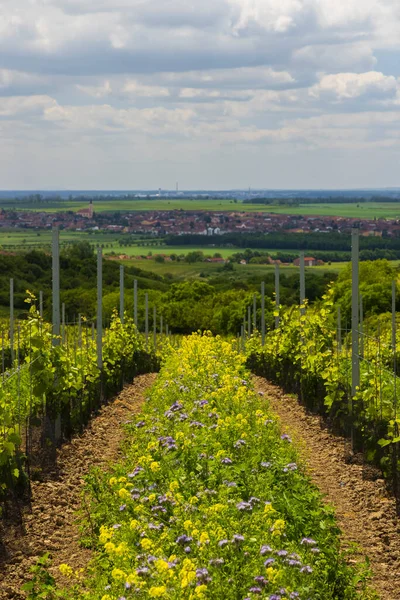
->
[254,376,400,600]
[1,373,399,599]
[0,373,156,599]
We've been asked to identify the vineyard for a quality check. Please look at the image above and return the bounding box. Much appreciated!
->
[19,335,375,599]
[1,233,400,599]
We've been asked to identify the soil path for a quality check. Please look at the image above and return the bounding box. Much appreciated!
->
[0,373,157,600]
[254,376,400,600]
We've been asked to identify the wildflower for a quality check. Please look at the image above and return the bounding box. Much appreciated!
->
[150,461,160,472]
[148,586,167,597]
[232,534,245,544]
[59,564,74,578]
[112,568,127,581]
[264,558,275,567]
[280,434,292,442]
[300,565,313,574]
[140,538,153,551]
[249,587,262,594]
[300,537,317,546]
[176,534,193,545]
[218,539,229,547]
[283,463,297,473]
[221,457,233,465]
[261,462,271,468]
[260,545,273,555]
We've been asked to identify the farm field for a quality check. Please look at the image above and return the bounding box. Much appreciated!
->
[1,197,400,218]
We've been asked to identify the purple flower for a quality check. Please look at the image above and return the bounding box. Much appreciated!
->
[311,547,320,554]
[300,537,317,546]
[269,596,281,600]
[249,587,262,594]
[232,534,245,544]
[209,558,224,566]
[283,463,297,472]
[249,497,260,505]
[136,567,150,576]
[286,560,302,567]
[264,558,275,567]
[276,550,288,557]
[261,461,271,468]
[234,439,247,449]
[223,480,237,488]
[260,545,272,555]
[196,568,210,583]
[254,576,268,587]
[221,457,233,465]
[128,467,144,478]
[125,583,131,590]
[176,535,193,545]
[190,421,205,428]
[218,539,229,547]
[236,501,252,511]
[136,421,146,428]
[184,546,192,554]
[113,524,121,529]
[300,565,313,574]
[289,594,300,599]
[280,434,292,442]
[119,505,126,512]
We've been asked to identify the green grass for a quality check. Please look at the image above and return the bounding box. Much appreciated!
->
[121,257,348,279]
[2,198,400,219]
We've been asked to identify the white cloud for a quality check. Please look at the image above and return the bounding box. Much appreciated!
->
[310,71,398,101]
[0,0,400,187]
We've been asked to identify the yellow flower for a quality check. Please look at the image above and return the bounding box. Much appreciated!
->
[99,525,114,544]
[108,477,117,486]
[150,461,160,472]
[140,538,153,551]
[195,585,207,597]
[130,519,140,530]
[101,596,112,600]
[155,559,170,573]
[149,586,167,597]
[112,568,127,581]
[184,520,193,531]
[118,476,127,483]
[104,542,116,554]
[59,564,74,578]
[118,488,130,500]
[149,493,157,503]
[271,519,285,536]
[199,532,209,545]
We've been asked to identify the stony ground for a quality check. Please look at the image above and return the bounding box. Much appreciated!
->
[0,373,156,599]
[254,376,400,600]
[1,373,400,599]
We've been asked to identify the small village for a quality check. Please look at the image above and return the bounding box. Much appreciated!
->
[0,201,398,237]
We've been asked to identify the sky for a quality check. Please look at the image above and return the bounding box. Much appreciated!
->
[1,0,400,190]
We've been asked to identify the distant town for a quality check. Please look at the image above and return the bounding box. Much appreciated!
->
[0,200,399,238]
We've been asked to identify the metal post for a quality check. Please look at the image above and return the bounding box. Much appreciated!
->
[97,248,103,370]
[120,265,124,324]
[134,279,138,329]
[248,306,251,337]
[243,315,246,339]
[145,293,149,348]
[337,306,341,352]
[39,290,43,319]
[52,228,60,346]
[62,303,66,344]
[393,280,397,418]
[275,263,280,328]
[261,281,265,346]
[78,314,82,348]
[351,229,360,451]
[241,325,245,351]
[253,294,257,332]
[153,306,157,350]
[359,294,364,359]
[10,278,14,362]
[160,315,163,337]
[166,323,169,337]
[299,252,305,314]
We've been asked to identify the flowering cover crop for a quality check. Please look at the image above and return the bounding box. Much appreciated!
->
[59,334,373,600]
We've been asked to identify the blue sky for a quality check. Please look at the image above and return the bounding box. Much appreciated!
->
[1,0,400,190]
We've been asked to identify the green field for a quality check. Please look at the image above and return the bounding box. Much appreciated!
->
[2,197,400,219]
[123,257,349,279]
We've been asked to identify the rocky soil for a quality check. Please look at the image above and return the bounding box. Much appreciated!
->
[254,376,400,600]
[0,373,156,599]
